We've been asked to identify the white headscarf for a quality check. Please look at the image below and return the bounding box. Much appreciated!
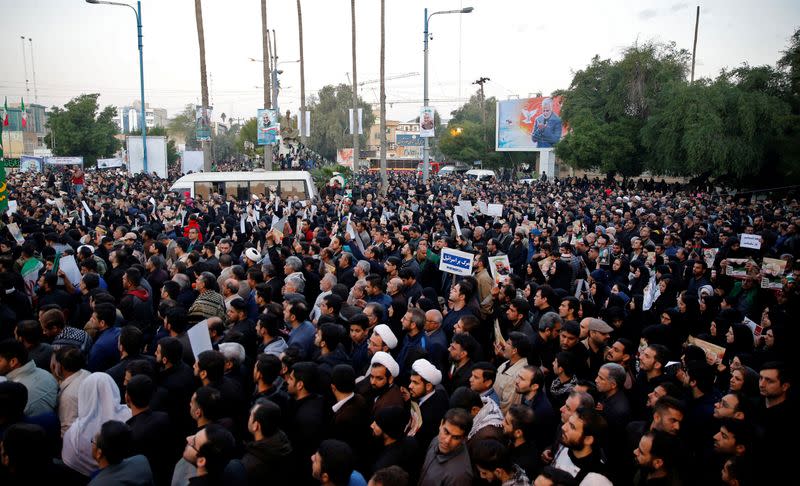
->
[62,372,132,476]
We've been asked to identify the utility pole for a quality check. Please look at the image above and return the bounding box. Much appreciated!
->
[691,5,700,83]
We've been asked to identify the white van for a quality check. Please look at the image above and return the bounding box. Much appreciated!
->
[465,169,497,181]
[438,165,469,176]
[170,170,319,201]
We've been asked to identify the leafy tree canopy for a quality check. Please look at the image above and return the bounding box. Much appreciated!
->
[306,84,374,161]
[44,93,121,167]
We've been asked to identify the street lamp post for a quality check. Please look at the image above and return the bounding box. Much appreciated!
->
[422,6,473,184]
[86,0,147,174]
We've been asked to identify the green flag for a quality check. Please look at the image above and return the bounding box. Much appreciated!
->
[0,118,7,212]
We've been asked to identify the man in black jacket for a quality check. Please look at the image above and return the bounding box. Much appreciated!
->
[125,374,175,486]
[285,361,328,486]
[242,399,293,486]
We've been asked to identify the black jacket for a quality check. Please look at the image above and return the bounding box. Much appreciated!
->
[241,430,293,486]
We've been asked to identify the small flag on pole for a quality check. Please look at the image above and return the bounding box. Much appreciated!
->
[2,97,8,126]
[20,98,27,128]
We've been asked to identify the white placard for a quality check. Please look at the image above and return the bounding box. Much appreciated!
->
[187,319,214,360]
[240,213,246,234]
[439,247,474,276]
[97,158,123,169]
[739,234,761,250]
[487,204,503,217]
[7,223,25,245]
[6,200,18,216]
[477,201,488,215]
[458,200,474,214]
[58,255,83,287]
[81,200,94,217]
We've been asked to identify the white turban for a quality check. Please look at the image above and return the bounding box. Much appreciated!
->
[373,324,398,350]
[371,351,399,378]
[412,358,442,386]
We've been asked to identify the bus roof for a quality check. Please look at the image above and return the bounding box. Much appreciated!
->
[171,171,314,185]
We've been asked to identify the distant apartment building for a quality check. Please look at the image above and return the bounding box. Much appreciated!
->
[1,102,48,158]
[115,101,167,133]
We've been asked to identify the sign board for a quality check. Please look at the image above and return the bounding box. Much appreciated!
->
[761,257,787,289]
[257,108,280,145]
[45,156,84,166]
[496,96,567,151]
[126,136,168,178]
[96,158,123,169]
[182,150,204,174]
[419,106,435,138]
[196,106,212,141]
[19,156,43,172]
[739,234,762,250]
[439,248,474,276]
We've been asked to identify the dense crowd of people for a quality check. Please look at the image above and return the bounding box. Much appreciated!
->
[0,165,797,486]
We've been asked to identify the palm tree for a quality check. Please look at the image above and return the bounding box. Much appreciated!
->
[379,0,387,193]
[262,0,273,170]
[297,0,307,146]
[194,0,211,171]
[350,0,359,170]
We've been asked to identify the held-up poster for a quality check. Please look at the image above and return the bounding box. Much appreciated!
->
[439,248,474,276]
[488,255,512,284]
[761,257,787,289]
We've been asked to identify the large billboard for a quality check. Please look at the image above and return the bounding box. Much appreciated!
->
[496,96,566,151]
[127,136,168,178]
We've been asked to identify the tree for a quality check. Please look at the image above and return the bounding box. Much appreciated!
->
[213,129,238,164]
[194,0,211,171]
[44,94,120,166]
[167,104,198,150]
[237,118,265,163]
[305,84,374,161]
[641,70,790,180]
[555,42,691,178]
[128,126,180,167]
[379,0,387,193]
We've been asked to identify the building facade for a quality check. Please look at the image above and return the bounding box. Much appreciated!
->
[115,101,167,133]
[1,102,48,158]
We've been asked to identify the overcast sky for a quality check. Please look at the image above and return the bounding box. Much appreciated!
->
[1,0,798,124]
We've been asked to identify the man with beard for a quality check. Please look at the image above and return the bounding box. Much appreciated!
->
[515,365,556,449]
[408,358,450,448]
[370,406,420,479]
[552,407,611,485]
[471,438,531,486]
[367,351,404,416]
[633,430,683,486]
